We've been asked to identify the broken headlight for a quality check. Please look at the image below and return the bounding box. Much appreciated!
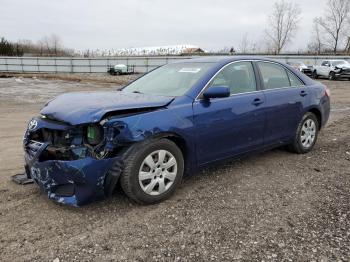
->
[86,125,104,146]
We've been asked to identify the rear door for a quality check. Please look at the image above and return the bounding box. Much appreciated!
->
[256,61,309,146]
[193,61,266,165]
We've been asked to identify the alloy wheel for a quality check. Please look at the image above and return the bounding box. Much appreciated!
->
[138,150,178,196]
[300,119,316,148]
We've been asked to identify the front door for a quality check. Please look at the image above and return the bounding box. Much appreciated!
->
[193,61,266,165]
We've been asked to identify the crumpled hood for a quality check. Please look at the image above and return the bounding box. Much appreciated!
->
[41,91,174,125]
[336,64,350,69]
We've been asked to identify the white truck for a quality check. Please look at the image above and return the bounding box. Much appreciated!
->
[312,60,350,80]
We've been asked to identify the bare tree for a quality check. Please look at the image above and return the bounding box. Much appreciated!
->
[38,34,63,56]
[41,36,52,54]
[50,34,62,55]
[315,0,350,54]
[346,36,350,53]
[346,19,350,53]
[265,0,301,54]
[37,39,45,56]
[239,34,250,53]
[308,18,324,54]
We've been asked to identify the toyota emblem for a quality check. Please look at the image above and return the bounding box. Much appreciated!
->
[28,119,38,130]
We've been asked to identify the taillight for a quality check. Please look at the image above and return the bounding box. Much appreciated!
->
[325,88,331,97]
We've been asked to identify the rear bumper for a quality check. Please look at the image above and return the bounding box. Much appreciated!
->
[24,144,122,206]
[320,96,331,129]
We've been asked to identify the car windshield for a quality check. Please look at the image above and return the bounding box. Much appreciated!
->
[123,62,213,96]
[333,61,349,66]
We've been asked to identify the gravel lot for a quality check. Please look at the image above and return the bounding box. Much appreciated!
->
[0,75,349,261]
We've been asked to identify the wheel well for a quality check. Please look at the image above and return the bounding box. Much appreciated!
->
[162,135,187,158]
[150,133,191,175]
[309,108,322,130]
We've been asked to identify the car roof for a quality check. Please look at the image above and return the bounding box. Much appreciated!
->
[176,56,282,64]
[174,56,297,70]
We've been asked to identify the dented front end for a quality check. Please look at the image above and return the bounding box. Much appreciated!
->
[23,92,195,206]
[23,116,127,206]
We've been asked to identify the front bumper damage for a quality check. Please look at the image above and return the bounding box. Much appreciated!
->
[23,117,124,206]
[25,148,120,206]
[334,68,350,78]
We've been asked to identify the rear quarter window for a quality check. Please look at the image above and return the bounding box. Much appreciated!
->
[287,71,304,87]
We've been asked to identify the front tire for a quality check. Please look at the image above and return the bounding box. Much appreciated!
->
[120,138,184,204]
[288,112,319,154]
[329,71,336,80]
[312,70,318,79]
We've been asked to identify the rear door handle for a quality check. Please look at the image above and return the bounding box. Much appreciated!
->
[252,98,264,106]
[300,90,308,97]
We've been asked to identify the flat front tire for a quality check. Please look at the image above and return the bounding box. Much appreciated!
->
[288,112,319,154]
[120,138,184,204]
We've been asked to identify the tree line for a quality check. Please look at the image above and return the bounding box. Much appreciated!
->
[0,34,74,57]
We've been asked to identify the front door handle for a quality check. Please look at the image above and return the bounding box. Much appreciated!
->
[252,98,264,106]
[300,90,308,97]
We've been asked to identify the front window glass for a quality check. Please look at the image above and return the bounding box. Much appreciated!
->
[123,62,213,96]
[208,61,257,95]
[257,62,291,89]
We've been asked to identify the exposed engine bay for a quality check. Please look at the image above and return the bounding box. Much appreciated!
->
[26,123,109,161]
[24,116,126,162]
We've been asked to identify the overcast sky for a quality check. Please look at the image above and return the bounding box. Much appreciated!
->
[1,0,328,52]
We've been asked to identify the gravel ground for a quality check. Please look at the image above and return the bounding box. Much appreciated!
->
[0,76,349,261]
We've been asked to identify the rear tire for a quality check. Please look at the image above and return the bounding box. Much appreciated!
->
[288,112,319,154]
[120,138,184,204]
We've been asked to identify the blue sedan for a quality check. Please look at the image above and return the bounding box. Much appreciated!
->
[23,57,330,206]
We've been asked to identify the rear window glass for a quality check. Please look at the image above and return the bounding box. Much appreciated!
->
[257,62,291,89]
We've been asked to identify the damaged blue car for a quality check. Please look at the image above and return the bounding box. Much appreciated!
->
[23,57,330,206]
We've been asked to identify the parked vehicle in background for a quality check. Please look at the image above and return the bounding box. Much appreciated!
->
[312,60,350,80]
[107,64,135,75]
[23,57,331,206]
[287,61,313,77]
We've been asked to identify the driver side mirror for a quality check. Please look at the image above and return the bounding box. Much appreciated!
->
[203,86,230,100]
